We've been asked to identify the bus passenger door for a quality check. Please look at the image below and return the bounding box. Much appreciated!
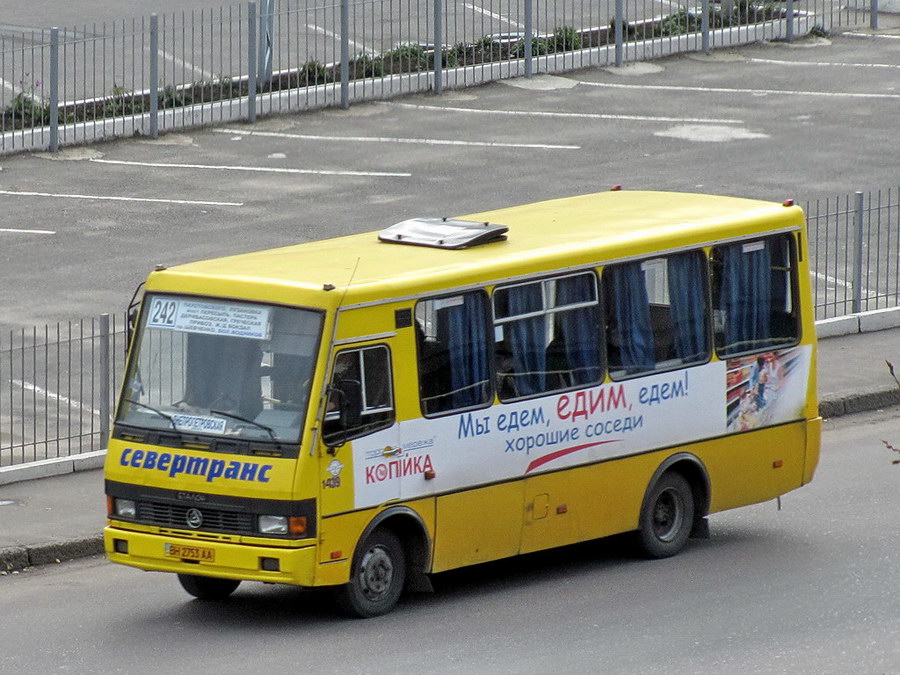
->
[318,343,400,519]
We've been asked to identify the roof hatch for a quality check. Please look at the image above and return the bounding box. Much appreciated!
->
[378,217,508,249]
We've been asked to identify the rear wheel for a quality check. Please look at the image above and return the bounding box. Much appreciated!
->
[636,472,694,559]
[336,529,406,618]
[177,574,241,600]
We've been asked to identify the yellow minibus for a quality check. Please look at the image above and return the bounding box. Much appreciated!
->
[104,190,820,617]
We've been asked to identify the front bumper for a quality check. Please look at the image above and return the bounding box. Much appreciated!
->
[104,526,319,586]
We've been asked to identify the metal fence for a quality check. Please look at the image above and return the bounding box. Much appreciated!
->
[0,0,878,154]
[0,314,126,468]
[1,185,898,468]
[809,187,900,320]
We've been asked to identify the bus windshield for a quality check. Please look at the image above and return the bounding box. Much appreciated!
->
[116,294,323,444]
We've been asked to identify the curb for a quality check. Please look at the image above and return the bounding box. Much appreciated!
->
[1,536,104,575]
[819,386,900,418]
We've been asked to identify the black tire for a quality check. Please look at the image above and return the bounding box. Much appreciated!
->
[636,472,694,559]
[335,529,406,618]
[177,573,241,600]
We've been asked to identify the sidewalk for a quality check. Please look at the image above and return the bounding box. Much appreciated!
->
[1,327,898,575]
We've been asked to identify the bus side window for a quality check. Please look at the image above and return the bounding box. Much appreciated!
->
[415,292,492,416]
[604,251,710,379]
[712,234,799,357]
[322,345,394,444]
[494,272,603,400]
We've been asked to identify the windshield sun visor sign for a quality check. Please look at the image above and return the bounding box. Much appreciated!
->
[147,297,272,340]
[171,414,227,435]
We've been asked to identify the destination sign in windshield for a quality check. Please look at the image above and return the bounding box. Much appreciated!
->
[147,297,271,340]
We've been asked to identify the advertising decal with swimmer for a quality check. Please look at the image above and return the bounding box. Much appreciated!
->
[725,346,812,432]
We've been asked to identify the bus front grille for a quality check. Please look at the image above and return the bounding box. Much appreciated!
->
[136,502,255,535]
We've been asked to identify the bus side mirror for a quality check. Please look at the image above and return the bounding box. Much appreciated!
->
[336,379,363,429]
[323,379,363,449]
[125,281,145,348]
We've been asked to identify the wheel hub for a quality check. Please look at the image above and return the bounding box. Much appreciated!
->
[359,546,393,600]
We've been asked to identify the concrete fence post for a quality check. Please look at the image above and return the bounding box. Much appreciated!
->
[49,28,59,152]
[614,0,624,68]
[434,0,443,94]
[99,314,111,450]
[248,2,257,122]
[852,191,865,314]
[340,0,349,109]
[149,14,159,139]
[701,0,710,54]
[786,0,794,42]
[524,0,534,78]
[871,0,878,30]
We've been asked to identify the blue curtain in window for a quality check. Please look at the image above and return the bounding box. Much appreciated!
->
[667,253,708,363]
[721,243,771,352]
[445,294,490,408]
[506,284,546,396]
[555,275,601,385]
[608,263,655,373]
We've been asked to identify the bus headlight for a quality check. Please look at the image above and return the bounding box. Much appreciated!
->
[259,515,288,535]
[114,498,137,519]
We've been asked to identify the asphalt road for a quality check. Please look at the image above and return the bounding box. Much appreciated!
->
[1,410,899,674]
[1,29,898,329]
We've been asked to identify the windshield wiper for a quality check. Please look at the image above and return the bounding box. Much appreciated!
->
[124,398,176,429]
[210,409,277,441]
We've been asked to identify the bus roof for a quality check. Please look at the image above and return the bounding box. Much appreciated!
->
[147,191,804,307]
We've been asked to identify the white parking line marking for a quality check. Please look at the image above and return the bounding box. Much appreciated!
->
[160,48,217,82]
[578,80,900,100]
[214,128,580,150]
[463,3,524,29]
[11,379,100,416]
[845,32,900,40]
[812,271,876,297]
[0,227,56,234]
[307,23,369,54]
[0,189,243,207]
[90,158,411,178]
[747,57,900,70]
[391,102,743,124]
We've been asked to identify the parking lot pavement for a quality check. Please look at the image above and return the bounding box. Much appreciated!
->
[1,23,899,328]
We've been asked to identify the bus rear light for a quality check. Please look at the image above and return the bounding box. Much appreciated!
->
[611,185,623,191]
[782,199,794,207]
[289,516,308,536]
[424,470,436,480]
[773,460,784,468]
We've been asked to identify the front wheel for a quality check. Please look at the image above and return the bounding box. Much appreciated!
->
[636,472,694,559]
[335,529,406,618]
[177,573,241,600]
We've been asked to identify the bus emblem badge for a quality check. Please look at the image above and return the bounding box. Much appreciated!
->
[185,508,203,529]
